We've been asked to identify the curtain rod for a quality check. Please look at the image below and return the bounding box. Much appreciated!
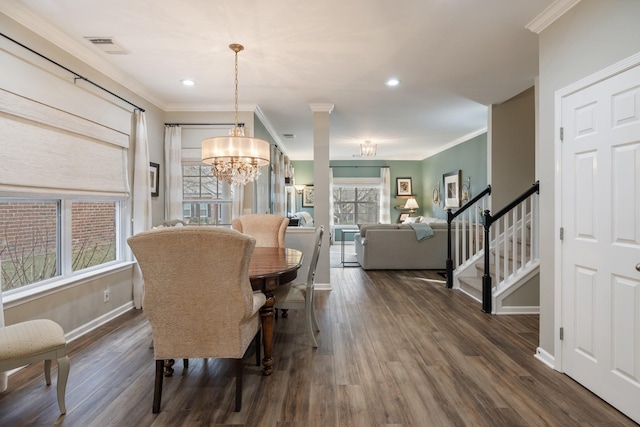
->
[330,165,389,168]
[164,123,244,126]
[1,32,145,112]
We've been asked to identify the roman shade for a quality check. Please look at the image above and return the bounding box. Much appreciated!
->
[0,89,129,197]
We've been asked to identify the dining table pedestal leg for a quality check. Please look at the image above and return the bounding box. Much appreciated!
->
[259,292,275,376]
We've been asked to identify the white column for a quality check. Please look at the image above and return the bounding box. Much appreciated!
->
[308,103,333,288]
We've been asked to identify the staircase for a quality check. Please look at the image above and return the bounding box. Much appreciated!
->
[456,222,539,314]
[446,182,540,314]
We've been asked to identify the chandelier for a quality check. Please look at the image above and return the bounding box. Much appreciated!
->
[360,140,377,157]
[201,44,270,186]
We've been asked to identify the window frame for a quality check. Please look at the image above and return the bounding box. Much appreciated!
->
[181,163,234,226]
[332,177,382,226]
[0,192,128,297]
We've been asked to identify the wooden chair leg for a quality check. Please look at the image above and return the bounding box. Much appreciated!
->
[235,358,243,412]
[153,360,164,413]
[164,359,175,376]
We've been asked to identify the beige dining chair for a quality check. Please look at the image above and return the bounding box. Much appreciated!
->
[127,227,266,413]
[274,226,324,347]
[231,214,289,247]
[0,319,70,414]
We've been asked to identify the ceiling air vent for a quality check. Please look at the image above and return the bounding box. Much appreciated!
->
[84,37,129,54]
[283,133,295,139]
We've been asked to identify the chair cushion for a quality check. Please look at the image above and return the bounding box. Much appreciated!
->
[273,282,306,303]
[0,319,66,360]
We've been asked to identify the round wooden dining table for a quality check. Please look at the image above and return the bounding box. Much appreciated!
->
[249,247,303,376]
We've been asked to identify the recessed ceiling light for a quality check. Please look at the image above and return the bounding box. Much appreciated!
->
[386,78,400,87]
[181,79,195,86]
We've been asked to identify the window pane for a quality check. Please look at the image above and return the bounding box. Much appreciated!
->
[357,202,378,224]
[183,165,200,177]
[0,200,59,292]
[333,185,380,225]
[71,201,117,272]
[183,177,201,197]
[201,176,218,198]
[182,164,233,226]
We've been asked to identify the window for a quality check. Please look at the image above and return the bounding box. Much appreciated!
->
[333,178,381,225]
[182,165,234,226]
[0,198,121,293]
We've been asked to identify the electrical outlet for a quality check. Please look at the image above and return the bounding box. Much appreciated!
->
[103,288,110,303]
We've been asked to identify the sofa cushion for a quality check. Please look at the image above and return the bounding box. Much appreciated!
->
[357,223,400,237]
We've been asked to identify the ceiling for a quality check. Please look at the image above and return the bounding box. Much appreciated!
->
[2,0,554,161]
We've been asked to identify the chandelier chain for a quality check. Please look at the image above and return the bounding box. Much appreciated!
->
[234,48,239,128]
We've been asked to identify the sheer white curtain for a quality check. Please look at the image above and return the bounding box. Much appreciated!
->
[164,125,182,220]
[132,110,152,309]
[272,147,286,216]
[232,183,245,219]
[380,167,391,223]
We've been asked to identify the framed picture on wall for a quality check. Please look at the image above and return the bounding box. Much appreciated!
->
[302,185,314,207]
[443,170,461,208]
[149,162,160,197]
[396,177,413,196]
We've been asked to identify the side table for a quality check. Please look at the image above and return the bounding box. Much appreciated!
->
[340,229,360,267]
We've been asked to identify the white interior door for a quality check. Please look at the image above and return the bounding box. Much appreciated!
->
[560,63,640,423]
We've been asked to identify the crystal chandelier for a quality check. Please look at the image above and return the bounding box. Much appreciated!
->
[360,140,377,157]
[201,44,270,186]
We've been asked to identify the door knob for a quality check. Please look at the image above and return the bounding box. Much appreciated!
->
[637,263,640,272]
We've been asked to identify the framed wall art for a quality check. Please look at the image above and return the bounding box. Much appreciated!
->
[302,185,314,207]
[149,162,160,197]
[443,170,461,209]
[396,177,413,196]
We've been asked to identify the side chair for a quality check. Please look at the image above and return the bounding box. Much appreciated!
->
[232,214,289,247]
[273,226,324,347]
[127,227,266,413]
[0,319,70,415]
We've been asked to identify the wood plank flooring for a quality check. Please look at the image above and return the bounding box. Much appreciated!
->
[0,266,636,426]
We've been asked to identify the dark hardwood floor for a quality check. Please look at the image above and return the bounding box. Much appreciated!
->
[0,265,636,426]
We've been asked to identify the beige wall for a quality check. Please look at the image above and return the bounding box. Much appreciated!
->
[1,12,165,333]
[537,0,640,356]
[490,87,536,209]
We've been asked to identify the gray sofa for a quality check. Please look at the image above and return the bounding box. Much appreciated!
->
[354,221,448,270]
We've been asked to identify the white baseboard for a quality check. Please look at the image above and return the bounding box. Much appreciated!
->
[315,282,332,291]
[496,305,540,315]
[534,346,556,369]
[65,302,135,343]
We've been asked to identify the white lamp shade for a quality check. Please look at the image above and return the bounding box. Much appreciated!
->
[404,198,419,209]
[201,136,270,166]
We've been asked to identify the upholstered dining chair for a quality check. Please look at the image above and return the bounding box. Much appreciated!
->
[231,214,289,247]
[0,319,70,415]
[273,226,324,347]
[127,227,266,413]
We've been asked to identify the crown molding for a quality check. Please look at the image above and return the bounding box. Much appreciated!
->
[254,105,288,155]
[526,0,582,34]
[1,0,163,110]
[423,127,488,159]
[164,102,257,112]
